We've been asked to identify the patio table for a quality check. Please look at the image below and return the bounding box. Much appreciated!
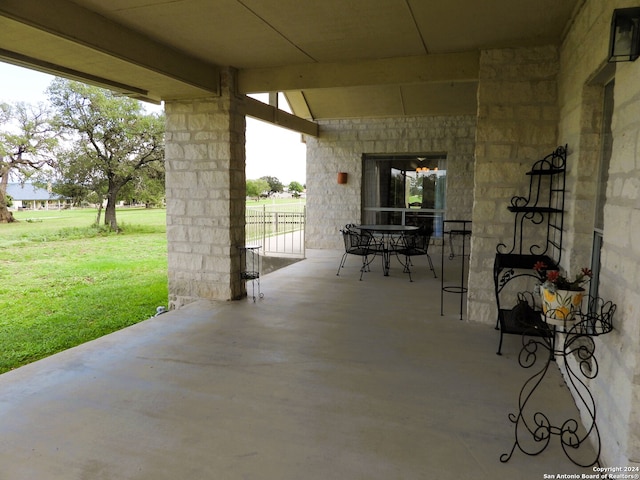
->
[357,224,418,276]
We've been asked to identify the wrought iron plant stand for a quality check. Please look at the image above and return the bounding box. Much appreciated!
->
[501,295,616,467]
[239,244,264,301]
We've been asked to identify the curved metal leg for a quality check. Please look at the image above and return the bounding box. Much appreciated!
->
[336,252,348,276]
[502,324,603,467]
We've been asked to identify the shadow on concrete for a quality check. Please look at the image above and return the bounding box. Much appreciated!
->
[262,254,304,275]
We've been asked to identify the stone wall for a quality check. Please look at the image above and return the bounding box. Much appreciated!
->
[468,46,560,325]
[305,115,476,249]
[165,69,246,308]
[557,0,640,467]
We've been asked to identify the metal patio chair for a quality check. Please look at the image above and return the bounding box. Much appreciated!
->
[336,224,380,280]
[395,225,437,281]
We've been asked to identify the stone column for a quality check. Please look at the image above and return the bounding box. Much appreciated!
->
[164,69,246,308]
[468,46,560,325]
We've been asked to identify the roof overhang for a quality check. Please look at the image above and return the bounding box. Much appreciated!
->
[0,0,220,103]
[0,0,581,133]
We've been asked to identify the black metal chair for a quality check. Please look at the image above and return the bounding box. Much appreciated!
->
[336,225,379,280]
[395,225,437,281]
[496,291,554,356]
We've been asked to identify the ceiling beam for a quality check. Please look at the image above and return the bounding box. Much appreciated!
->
[283,91,314,120]
[237,52,480,93]
[0,0,220,95]
[245,96,318,137]
[0,48,156,101]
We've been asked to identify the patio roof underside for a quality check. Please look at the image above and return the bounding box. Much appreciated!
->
[0,0,581,122]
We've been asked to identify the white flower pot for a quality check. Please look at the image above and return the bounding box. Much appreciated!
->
[541,286,584,326]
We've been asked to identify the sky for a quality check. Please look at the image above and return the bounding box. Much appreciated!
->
[0,62,307,185]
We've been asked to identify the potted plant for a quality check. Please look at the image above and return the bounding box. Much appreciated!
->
[533,262,592,326]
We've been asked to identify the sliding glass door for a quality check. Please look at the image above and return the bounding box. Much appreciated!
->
[362,153,446,235]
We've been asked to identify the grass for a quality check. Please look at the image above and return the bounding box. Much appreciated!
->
[0,208,168,374]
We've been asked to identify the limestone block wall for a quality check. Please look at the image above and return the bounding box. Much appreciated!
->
[305,115,476,250]
[468,46,560,325]
[557,0,640,468]
[165,70,246,308]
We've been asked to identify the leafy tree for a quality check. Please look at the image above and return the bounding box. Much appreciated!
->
[49,148,105,208]
[0,102,58,223]
[47,78,164,231]
[288,181,304,197]
[260,175,283,194]
[246,178,269,199]
[119,166,166,207]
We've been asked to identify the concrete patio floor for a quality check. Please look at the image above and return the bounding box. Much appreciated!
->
[0,249,598,479]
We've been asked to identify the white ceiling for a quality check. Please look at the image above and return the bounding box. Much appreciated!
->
[0,0,582,120]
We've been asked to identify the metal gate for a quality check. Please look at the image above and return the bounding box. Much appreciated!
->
[246,204,306,257]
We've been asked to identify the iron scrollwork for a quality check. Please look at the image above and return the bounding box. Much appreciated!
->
[496,145,566,258]
[501,296,615,467]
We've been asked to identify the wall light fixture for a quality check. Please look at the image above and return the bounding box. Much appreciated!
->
[609,7,640,62]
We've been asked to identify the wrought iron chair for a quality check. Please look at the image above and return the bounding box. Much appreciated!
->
[395,225,437,281]
[496,291,554,356]
[336,225,380,280]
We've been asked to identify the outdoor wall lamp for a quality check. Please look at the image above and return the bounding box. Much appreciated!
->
[609,7,640,62]
[337,172,348,184]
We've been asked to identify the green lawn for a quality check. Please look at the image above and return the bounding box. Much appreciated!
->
[1,208,166,247]
[0,208,168,373]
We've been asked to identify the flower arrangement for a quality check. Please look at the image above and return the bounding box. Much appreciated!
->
[533,261,592,292]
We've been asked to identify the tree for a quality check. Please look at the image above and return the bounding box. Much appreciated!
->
[246,178,269,199]
[119,165,166,208]
[288,181,304,197]
[260,176,283,195]
[0,102,58,223]
[47,78,164,231]
[49,148,106,208]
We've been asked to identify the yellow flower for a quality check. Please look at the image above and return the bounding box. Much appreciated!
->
[571,293,583,307]
[543,288,555,303]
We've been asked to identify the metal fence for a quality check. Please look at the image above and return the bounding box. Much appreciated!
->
[246,203,306,257]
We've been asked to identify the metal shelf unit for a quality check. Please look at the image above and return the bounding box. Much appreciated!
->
[440,219,471,320]
[494,145,567,354]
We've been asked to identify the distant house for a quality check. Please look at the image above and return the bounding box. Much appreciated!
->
[5,183,70,210]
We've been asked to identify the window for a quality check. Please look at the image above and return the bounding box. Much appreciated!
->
[590,79,614,300]
[362,154,446,235]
